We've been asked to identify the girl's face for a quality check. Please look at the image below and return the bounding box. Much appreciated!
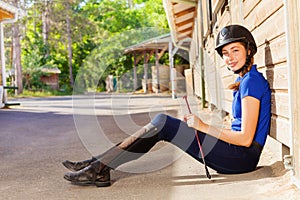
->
[221,42,247,73]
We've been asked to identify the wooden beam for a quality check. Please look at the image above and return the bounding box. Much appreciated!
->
[178,27,193,34]
[175,17,195,27]
[0,9,14,21]
[174,7,196,18]
[145,50,154,63]
[177,33,192,41]
[135,53,144,65]
[171,0,197,7]
[158,45,168,59]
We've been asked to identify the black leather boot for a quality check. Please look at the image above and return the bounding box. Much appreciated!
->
[64,124,159,187]
[62,143,122,171]
[62,157,97,172]
[64,160,111,187]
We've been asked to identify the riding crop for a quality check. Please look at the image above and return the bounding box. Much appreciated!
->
[183,96,211,179]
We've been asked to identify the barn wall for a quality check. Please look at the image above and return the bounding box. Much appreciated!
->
[193,0,291,148]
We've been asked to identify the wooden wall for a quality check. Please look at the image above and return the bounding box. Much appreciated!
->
[243,0,290,147]
[191,0,291,148]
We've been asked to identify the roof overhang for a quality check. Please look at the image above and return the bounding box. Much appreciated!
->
[0,1,19,22]
[163,0,197,50]
[124,34,172,54]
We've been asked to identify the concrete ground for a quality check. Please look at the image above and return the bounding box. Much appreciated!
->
[0,93,300,200]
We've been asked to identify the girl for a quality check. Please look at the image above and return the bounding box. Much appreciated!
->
[63,24,271,187]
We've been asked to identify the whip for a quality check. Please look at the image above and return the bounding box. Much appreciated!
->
[183,96,211,179]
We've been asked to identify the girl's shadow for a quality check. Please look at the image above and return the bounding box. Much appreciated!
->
[171,161,286,186]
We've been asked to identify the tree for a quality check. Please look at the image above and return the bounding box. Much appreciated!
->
[65,1,74,87]
[76,0,169,91]
[5,0,170,93]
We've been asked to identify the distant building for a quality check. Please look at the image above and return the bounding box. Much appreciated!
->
[40,67,61,90]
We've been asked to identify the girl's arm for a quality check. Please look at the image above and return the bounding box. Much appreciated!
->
[184,96,260,147]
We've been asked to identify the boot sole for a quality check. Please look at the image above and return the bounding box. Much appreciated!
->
[70,180,111,187]
[64,175,111,187]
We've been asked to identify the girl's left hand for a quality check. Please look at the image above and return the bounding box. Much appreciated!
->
[184,114,204,130]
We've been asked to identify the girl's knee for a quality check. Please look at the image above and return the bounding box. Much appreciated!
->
[151,113,168,127]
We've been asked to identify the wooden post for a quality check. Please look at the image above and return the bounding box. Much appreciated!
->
[0,23,7,104]
[143,51,148,93]
[155,49,160,93]
[133,53,137,91]
[285,0,300,187]
[169,41,176,98]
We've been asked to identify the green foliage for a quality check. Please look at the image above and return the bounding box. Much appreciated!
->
[75,28,169,92]
[19,0,170,94]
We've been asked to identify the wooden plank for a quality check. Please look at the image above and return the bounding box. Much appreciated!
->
[220,76,235,91]
[173,3,194,14]
[203,46,218,106]
[255,35,287,68]
[211,0,219,13]
[244,0,283,31]
[266,64,289,90]
[223,89,233,101]
[194,63,202,97]
[221,100,232,114]
[203,53,215,74]
[0,9,14,21]
[243,0,260,19]
[230,0,243,23]
[184,69,193,96]
[251,6,285,47]
[270,116,291,147]
[202,0,210,37]
[216,10,230,31]
[206,87,218,105]
[271,93,290,119]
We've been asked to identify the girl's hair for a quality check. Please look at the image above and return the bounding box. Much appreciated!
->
[227,42,254,91]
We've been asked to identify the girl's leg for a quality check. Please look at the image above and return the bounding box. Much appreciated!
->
[63,113,261,186]
[152,114,261,174]
[63,122,161,186]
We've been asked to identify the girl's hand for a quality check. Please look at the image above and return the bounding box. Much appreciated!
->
[184,114,204,131]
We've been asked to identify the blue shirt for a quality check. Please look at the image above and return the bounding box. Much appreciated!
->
[231,65,271,146]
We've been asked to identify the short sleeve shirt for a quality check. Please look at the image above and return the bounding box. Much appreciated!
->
[231,65,271,146]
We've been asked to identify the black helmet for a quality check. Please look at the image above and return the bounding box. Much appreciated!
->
[215,24,257,57]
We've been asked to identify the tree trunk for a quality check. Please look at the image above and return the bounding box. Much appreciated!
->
[9,0,23,94]
[42,0,50,57]
[66,2,74,87]
[12,23,23,94]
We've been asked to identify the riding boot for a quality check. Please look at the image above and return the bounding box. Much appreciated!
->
[62,157,97,172]
[62,143,121,172]
[63,123,159,187]
[64,160,111,187]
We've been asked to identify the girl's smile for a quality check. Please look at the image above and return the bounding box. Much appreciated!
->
[221,42,247,74]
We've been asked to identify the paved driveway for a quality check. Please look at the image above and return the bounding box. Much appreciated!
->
[0,93,299,200]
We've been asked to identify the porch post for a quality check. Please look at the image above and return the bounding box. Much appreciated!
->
[143,51,148,93]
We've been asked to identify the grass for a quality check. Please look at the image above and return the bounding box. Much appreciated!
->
[9,89,73,98]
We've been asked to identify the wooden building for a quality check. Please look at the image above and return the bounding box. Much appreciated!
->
[124,33,189,96]
[163,0,300,188]
[40,67,61,90]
